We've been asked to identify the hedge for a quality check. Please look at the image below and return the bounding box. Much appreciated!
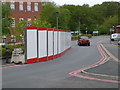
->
[81,34,92,38]
[71,34,92,40]
[1,44,25,57]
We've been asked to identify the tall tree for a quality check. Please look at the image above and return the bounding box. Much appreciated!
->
[2,3,12,35]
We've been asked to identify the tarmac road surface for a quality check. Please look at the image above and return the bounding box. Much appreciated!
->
[2,36,119,88]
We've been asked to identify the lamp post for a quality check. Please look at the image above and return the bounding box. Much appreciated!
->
[86,27,87,34]
[109,28,113,43]
[112,26,115,33]
[78,17,80,35]
[2,36,9,63]
[56,11,59,29]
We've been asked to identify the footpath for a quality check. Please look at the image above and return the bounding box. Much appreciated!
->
[85,39,120,76]
[77,38,120,83]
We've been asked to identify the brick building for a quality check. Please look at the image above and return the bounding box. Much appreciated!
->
[2,0,51,27]
[2,0,51,42]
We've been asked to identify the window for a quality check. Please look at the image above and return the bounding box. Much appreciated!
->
[19,18,24,22]
[2,0,6,4]
[11,18,15,27]
[42,2,46,6]
[2,2,6,5]
[19,3,23,11]
[27,3,31,11]
[27,18,31,26]
[10,2,15,10]
[34,3,38,12]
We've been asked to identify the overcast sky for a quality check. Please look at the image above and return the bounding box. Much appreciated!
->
[52,0,120,6]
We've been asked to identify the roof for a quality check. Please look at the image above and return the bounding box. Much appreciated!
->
[1,0,52,2]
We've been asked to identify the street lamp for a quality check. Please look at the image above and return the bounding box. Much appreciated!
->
[78,17,80,35]
[55,11,59,29]
[112,26,115,33]
[86,27,88,34]
[2,36,9,63]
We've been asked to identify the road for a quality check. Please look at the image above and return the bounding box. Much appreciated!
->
[2,36,118,88]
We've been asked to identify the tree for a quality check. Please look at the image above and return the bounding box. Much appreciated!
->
[2,3,12,35]
[40,1,119,34]
[41,2,71,30]
[102,15,119,29]
[98,26,109,35]
[31,18,51,28]
[40,2,57,28]
[14,20,26,37]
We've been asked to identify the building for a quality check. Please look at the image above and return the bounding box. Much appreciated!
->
[1,0,51,42]
[2,0,51,27]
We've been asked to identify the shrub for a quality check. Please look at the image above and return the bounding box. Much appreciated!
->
[71,36,79,40]
[71,34,92,40]
[93,33,98,36]
[81,34,92,38]
[1,44,25,57]
[2,48,6,57]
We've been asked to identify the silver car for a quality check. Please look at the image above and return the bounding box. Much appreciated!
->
[118,41,120,45]
[111,33,120,41]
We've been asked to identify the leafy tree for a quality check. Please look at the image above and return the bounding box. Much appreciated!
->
[40,2,57,28]
[102,15,119,29]
[2,3,12,35]
[31,18,51,28]
[57,7,71,29]
[37,1,120,34]
[98,26,109,35]
[13,20,26,37]
[0,3,2,38]
[41,2,71,30]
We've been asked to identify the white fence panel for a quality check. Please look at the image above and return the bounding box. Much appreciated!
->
[54,29,58,58]
[48,28,54,60]
[26,27,38,64]
[38,28,47,62]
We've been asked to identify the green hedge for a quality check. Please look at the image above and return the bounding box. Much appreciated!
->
[81,34,92,38]
[93,33,98,36]
[71,34,92,40]
[71,36,78,40]
[1,44,25,57]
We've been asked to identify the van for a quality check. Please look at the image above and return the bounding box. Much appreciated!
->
[111,33,120,41]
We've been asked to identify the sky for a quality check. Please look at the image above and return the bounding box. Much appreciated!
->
[52,0,120,6]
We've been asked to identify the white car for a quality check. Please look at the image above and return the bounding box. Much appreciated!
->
[110,33,120,41]
[118,41,120,45]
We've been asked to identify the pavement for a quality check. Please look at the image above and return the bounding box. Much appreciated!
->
[2,36,119,88]
[102,39,120,60]
[84,59,119,76]
[72,36,120,83]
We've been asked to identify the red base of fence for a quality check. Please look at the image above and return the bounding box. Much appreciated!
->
[27,58,38,64]
[38,57,47,62]
[54,54,58,59]
[26,47,71,64]
[48,55,54,60]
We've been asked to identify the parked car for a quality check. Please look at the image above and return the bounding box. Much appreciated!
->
[78,36,90,46]
[110,33,120,41]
